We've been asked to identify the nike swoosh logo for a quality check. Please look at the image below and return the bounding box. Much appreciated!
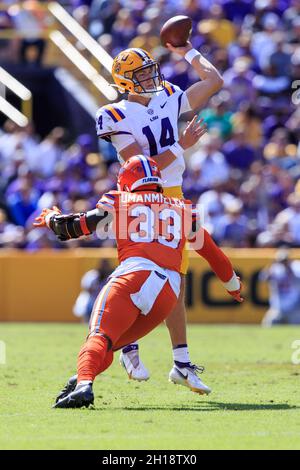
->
[175,368,188,380]
[160,102,167,108]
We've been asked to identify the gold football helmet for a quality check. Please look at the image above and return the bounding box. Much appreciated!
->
[112,48,164,95]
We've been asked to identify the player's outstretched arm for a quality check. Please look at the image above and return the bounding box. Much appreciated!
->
[33,206,110,241]
[193,228,244,303]
[166,41,224,111]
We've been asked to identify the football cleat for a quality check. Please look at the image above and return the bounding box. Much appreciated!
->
[53,383,94,409]
[169,363,212,395]
[120,350,150,382]
[55,374,78,404]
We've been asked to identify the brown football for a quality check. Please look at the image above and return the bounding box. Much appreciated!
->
[160,15,192,47]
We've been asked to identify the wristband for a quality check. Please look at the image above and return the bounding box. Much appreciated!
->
[169,142,184,158]
[223,272,240,292]
[45,210,60,229]
[185,48,201,64]
[79,213,91,236]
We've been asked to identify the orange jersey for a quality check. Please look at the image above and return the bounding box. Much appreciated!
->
[97,190,195,273]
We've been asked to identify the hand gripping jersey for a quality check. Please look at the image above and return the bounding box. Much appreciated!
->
[95,83,192,188]
[96,190,196,273]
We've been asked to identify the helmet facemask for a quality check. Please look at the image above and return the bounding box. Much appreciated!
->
[126,63,164,96]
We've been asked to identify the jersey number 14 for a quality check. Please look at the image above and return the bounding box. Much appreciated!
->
[142,117,175,156]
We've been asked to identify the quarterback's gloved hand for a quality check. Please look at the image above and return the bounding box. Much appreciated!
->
[227,277,244,303]
[33,206,61,228]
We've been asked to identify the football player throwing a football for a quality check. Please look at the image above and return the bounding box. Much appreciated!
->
[94,42,227,394]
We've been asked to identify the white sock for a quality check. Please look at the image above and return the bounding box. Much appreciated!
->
[122,343,140,368]
[77,380,92,388]
[173,344,190,364]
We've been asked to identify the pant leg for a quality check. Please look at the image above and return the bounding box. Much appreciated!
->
[89,271,150,344]
[78,335,114,382]
[78,271,178,381]
[77,271,154,382]
[113,280,178,351]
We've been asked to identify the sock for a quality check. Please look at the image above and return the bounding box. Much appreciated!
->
[77,335,113,383]
[122,342,139,368]
[173,344,191,365]
[122,342,138,354]
[77,380,92,387]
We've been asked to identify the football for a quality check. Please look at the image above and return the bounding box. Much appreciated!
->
[160,15,193,47]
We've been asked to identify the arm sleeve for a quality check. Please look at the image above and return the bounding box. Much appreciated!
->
[110,132,136,153]
[84,208,112,233]
[96,108,115,137]
[96,191,118,213]
[96,108,135,151]
[178,90,193,116]
[48,208,110,241]
[165,82,192,116]
[196,229,234,283]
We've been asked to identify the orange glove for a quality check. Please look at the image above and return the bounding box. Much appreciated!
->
[227,278,244,303]
[33,206,61,228]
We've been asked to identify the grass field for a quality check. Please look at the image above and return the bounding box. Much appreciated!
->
[0,323,300,450]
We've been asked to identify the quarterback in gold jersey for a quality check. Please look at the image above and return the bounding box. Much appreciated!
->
[94,42,226,394]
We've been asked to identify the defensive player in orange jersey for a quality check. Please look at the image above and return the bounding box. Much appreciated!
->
[34,156,243,408]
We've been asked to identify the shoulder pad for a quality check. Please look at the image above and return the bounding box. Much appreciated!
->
[163,81,181,97]
[106,190,120,197]
[96,191,120,211]
[96,107,114,137]
[102,104,126,123]
[96,105,127,138]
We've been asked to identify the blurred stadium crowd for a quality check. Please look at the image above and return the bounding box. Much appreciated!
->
[0,0,300,250]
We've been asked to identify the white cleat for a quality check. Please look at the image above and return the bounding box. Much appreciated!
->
[119,351,150,382]
[169,364,212,395]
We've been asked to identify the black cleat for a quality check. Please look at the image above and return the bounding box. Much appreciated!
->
[55,374,78,404]
[53,384,94,409]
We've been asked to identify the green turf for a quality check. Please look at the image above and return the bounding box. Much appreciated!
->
[0,323,300,450]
